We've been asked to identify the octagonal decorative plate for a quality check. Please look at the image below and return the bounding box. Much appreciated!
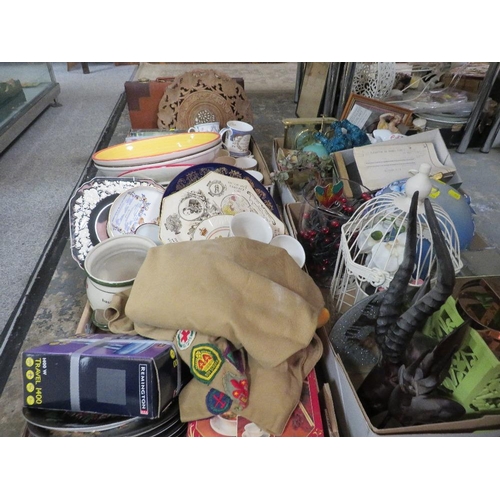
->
[159,169,284,243]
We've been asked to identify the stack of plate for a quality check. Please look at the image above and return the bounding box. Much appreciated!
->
[69,177,165,268]
[92,132,222,183]
[158,163,285,244]
[23,399,187,437]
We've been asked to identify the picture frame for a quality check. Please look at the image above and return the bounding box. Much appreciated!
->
[295,62,330,118]
[340,93,413,133]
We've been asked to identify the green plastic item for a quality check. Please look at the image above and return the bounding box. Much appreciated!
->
[422,296,500,414]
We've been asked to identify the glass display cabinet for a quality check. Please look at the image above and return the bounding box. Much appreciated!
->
[0,62,60,154]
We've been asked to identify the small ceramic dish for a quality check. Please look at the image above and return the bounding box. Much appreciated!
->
[192,215,233,240]
[235,156,258,170]
[92,132,221,167]
[229,212,273,243]
[246,170,264,183]
[209,415,237,437]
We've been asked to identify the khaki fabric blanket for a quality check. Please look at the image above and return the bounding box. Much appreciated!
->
[105,237,324,435]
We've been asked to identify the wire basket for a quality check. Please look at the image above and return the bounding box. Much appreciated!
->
[330,164,463,314]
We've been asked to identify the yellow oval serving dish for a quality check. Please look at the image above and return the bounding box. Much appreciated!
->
[92,132,221,167]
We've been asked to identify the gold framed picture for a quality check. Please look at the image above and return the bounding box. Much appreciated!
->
[340,93,413,134]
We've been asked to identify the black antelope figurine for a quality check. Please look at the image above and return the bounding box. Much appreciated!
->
[330,191,467,427]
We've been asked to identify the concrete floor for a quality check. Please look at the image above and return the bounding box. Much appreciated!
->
[0,62,499,437]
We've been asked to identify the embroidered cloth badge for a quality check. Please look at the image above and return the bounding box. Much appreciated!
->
[176,329,196,350]
[223,372,249,410]
[191,343,223,383]
[206,389,232,415]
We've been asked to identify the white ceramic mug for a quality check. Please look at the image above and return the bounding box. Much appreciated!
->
[229,212,273,243]
[219,120,253,157]
[188,121,220,133]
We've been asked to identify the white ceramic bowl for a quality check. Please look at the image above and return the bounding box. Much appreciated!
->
[229,212,273,243]
[270,234,306,268]
[96,143,222,180]
[84,234,156,287]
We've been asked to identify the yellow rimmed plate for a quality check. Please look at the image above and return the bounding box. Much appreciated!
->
[92,132,221,167]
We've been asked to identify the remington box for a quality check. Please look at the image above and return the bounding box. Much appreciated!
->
[22,334,184,418]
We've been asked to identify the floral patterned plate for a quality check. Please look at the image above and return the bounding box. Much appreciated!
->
[107,184,165,238]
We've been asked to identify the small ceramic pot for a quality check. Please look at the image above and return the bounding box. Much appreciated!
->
[84,234,156,288]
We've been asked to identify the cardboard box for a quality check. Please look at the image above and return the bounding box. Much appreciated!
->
[249,137,274,196]
[316,326,500,437]
[334,129,462,190]
[22,334,183,418]
[273,130,462,207]
[285,202,500,436]
[186,368,324,437]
